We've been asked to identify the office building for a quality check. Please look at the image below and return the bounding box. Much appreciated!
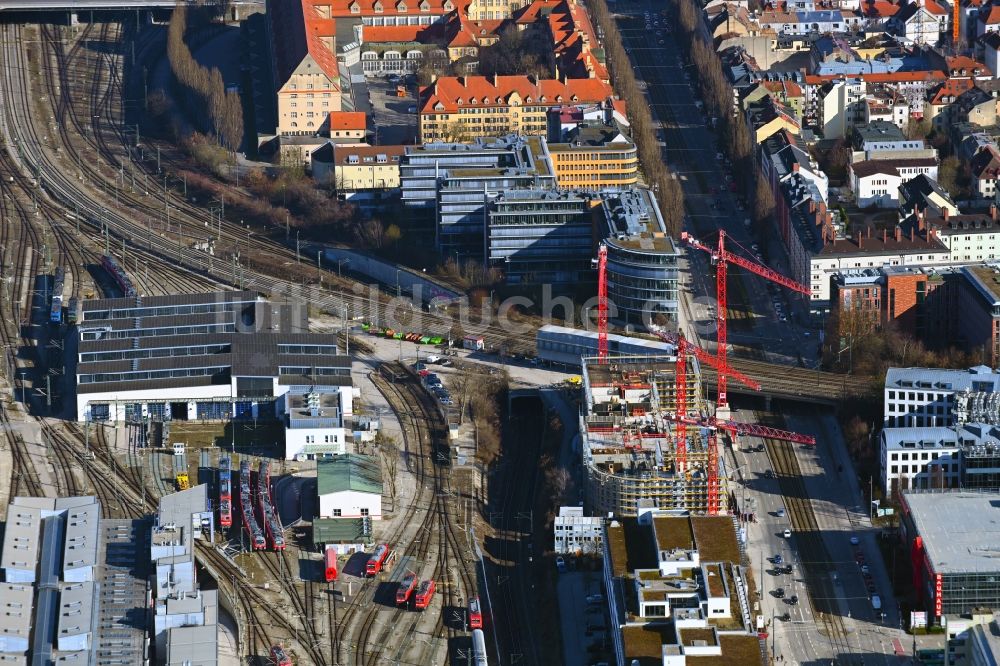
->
[901,491,1000,623]
[602,510,762,665]
[547,120,638,191]
[602,188,681,329]
[883,366,1000,428]
[486,189,601,283]
[284,386,354,460]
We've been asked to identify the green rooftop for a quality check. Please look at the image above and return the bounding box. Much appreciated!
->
[317,454,383,495]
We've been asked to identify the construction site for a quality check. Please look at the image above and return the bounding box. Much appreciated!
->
[580,234,818,518]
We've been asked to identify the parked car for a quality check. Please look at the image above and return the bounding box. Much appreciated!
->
[783,529,792,538]
[774,587,785,598]
[789,595,799,605]
[850,536,860,546]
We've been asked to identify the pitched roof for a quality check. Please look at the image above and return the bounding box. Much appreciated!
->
[317,454,383,495]
[864,0,900,17]
[328,111,367,131]
[271,0,340,87]
[984,4,1000,24]
[419,75,614,113]
[851,157,938,178]
[971,146,1000,180]
[947,55,992,77]
[361,24,430,42]
[332,144,407,163]
[763,79,803,98]
[927,77,974,105]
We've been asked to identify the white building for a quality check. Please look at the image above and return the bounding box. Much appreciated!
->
[0,583,32,654]
[883,366,1000,427]
[317,454,383,520]
[819,77,866,139]
[73,290,350,423]
[284,386,355,461]
[554,506,603,555]
[879,426,962,492]
[850,158,939,208]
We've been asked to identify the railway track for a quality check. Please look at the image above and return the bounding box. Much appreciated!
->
[762,411,855,663]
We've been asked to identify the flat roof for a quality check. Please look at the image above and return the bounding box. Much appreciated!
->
[965,265,1000,306]
[0,583,33,646]
[622,624,674,666]
[165,624,218,666]
[691,517,742,564]
[652,517,695,552]
[903,491,1000,575]
[689,635,764,665]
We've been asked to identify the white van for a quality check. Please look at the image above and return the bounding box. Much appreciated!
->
[871,595,881,611]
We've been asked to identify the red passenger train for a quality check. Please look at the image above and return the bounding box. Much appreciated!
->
[396,571,418,605]
[366,544,390,576]
[468,597,483,629]
[218,457,232,528]
[414,579,436,610]
[324,547,338,582]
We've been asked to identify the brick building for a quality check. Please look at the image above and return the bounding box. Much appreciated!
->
[957,265,1000,367]
[831,265,948,340]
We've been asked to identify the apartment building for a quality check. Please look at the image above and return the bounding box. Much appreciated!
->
[417,75,615,141]
[553,506,602,555]
[880,425,962,492]
[603,512,761,665]
[321,144,406,190]
[849,157,939,207]
[268,0,343,137]
[546,120,638,190]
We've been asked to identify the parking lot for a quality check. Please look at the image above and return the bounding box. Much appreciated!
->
[557,570,609,666]
[366,75,419,145]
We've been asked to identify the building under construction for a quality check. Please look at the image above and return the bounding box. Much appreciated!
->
[581,354,721,517]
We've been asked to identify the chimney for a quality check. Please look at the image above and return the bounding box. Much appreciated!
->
[858,233,863,249]
[910,226,915,242]
[895,226,902,242]
[883,228,888,243]
[826,212,833,226]
[992,204,998,221]
[793,162,800,172]
[819,201,828,218]
[867,226,872,238]
[809,199,816,213]
[919,214,926,230]
[942,208,949,222]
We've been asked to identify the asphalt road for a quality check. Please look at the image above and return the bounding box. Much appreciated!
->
[615,0,821,369]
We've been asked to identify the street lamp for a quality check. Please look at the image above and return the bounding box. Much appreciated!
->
[395,269,401,297]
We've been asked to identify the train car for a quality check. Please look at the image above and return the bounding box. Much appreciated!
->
[324,546,338,583]
[366,544,390,576]
[218,457,232,528]
[240,460,266,551]
[258,460,285,551]
[395,571,418,605]
[49,267,65,324]
[100,254,136,298]
[468,597,483,629]
[472,629,487,666]
[414,579,435,610]
[270,644,292,666]
[65,297,79,326]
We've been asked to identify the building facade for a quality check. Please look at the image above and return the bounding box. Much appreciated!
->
[547,121,638,190]
[554,506,603,554]
[418,75,615,141]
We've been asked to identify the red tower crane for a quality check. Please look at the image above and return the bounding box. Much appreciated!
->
[680,230,811,410]
[597,244,609,364]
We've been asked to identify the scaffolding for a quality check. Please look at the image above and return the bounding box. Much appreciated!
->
[581,356,718,516]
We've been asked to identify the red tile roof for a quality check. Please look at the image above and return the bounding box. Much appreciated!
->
[420,75,615,113]
[361,24,430,42]
[864,0,900,17]
[922,0,948,16]
[984,5,1000,24]
[328,111,367,131]
[946,55,992,77]
[803,71,947,85]
[928,77,974,105]
[763,79,803,98]
[272,0,340,87]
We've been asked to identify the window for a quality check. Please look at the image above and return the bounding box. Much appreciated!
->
[361,508,370,516]
[333,509,342,516]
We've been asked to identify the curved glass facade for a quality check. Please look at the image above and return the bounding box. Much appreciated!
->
[605,240,679,328]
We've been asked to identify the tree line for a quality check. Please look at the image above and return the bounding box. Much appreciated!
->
[167,4,243,152]
[587,0,685,234]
